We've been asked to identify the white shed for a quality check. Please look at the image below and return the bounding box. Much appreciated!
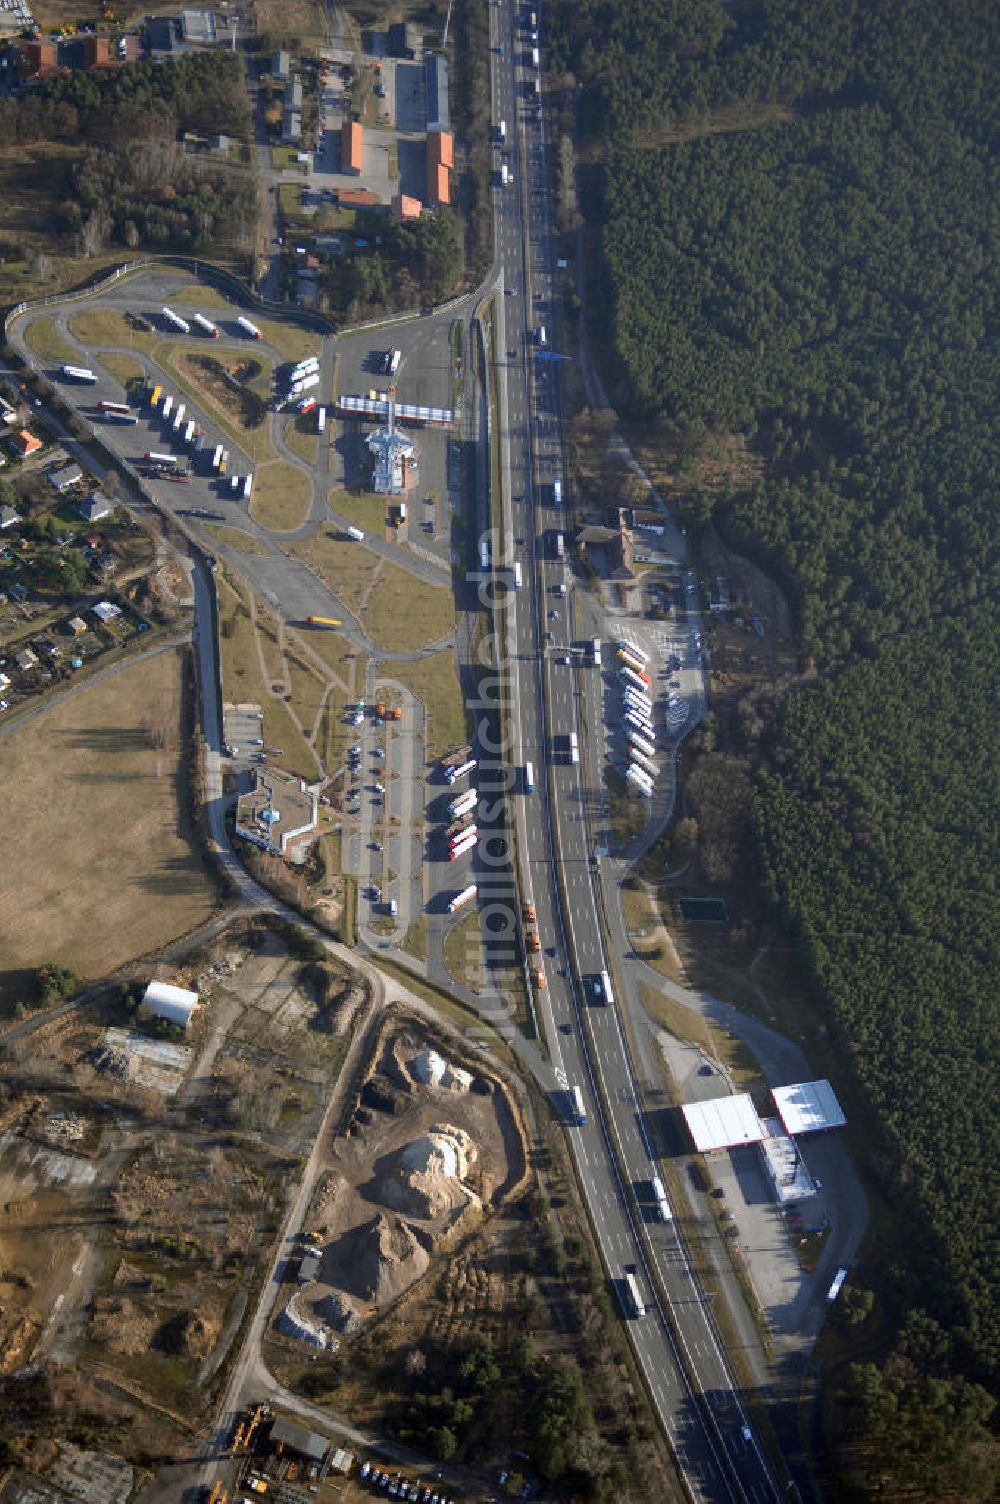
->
[141,981,198,1030]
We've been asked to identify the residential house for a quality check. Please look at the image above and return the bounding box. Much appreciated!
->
[48,461,84,492]
[337,186,378,208]
[8,430,42,458]
[0,505,21,529]
[576,509,635,580]
[77,492,114,523]
[392,193,422,221]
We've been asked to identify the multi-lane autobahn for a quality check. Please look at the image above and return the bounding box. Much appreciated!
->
[487,4,787,1502]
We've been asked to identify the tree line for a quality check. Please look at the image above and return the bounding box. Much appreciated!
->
[0,50,251,148]
[548,0,1000,1491]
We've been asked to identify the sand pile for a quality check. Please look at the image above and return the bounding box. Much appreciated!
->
[341,1212,429,1305]
[380,1124,478,1221]
[408,1049,473,1094]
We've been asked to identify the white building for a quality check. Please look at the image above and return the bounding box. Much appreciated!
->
[140,981,198,1030]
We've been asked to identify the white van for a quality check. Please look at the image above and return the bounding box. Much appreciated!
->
[537,325,548,347]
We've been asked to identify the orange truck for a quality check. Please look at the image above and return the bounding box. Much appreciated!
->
[527,930,540,953]
[523,901,536,924]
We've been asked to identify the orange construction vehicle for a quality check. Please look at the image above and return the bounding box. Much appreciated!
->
[523,901,536,924]
[376,699,386,719]
[527,930,540,953]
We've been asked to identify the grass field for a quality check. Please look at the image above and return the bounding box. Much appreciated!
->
[98,352,145,388]
[24,315,78,366]
[288,529,456,652]
[162,346,276,463]
[69,308,152,353]
[384,649,466,766]
[442,908,485,992]
[204,523,269,554]
[254,0,329,48]
[255,316,323,365]
[217,570,318,777]
[282,411,318,464]
[328,487,387,536]
[0,649,217,1016]
[250,460,312,531]
[621,881,684,982]
[169,286,230,309]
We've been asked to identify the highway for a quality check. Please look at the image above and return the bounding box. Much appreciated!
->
[487,4,783,1501]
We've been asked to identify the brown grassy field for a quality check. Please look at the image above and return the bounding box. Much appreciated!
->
[250,460,312,530]
[385,648,465,765]
[24,315,77,366]
[288,530,456,652]
[0,649,217,1015]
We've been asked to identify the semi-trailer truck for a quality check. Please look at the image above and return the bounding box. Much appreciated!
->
[448,788,477,820]
[192,313,220,338]
[448,884,477,913]
[237,316,262,339]
[60,364,97,383]
[622,1270,646,1320]
[161,306,191,335]
[449,829,478,861]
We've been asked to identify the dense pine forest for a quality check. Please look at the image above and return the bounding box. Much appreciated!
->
[550,0,999,1491]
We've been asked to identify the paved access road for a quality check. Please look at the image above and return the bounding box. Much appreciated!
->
[485,4,787,1502]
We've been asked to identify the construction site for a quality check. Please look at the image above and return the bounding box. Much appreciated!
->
[0,921,367,1481]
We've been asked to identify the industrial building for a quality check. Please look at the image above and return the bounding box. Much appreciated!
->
[426,128,453,206]
[387,20,420,58]
[268,1415,328,1463]
[341,119,364,174]
[681,1079,846,1203]
[235,768,319,859]
[140,981,198,1030]
[424,53,449,133]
